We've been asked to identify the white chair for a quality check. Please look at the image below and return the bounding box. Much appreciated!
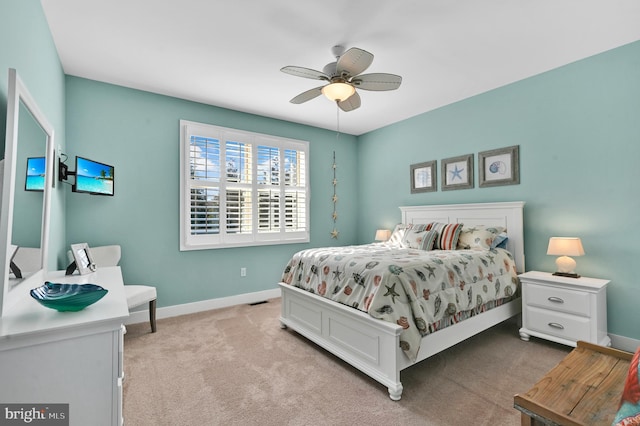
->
[71,245,157,332]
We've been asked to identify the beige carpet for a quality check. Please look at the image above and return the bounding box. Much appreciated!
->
[123,298,570,426]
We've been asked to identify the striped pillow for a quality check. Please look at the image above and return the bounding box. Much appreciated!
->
[430,222,464,250]
[401,224,434,250]
[419,229,439,251]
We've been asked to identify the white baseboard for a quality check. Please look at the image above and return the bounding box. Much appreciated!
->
[124,287,281,326]
[610,333,640,352]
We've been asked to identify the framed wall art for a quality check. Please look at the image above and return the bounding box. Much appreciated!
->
[441,154,473,191]
[478,145,520,187]
[410,161,436,193]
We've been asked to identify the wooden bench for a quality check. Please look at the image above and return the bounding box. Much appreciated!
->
[514,341,633,426]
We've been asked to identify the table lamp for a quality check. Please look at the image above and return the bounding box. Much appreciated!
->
[546,237,585,278]
[375,229,391,242]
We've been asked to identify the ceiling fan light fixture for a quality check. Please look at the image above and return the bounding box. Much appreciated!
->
[321,82,355,102]
[281,46,401,112]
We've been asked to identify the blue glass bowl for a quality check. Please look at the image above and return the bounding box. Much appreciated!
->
[30,282,108,312]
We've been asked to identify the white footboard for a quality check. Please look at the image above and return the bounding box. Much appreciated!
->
[280,282,522,400]
[279,282,405,400]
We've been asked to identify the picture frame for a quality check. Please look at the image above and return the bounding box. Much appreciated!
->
[70,243,96,275]
[441,154,473,190]
[478,145,520,187]
[410,160,436,193]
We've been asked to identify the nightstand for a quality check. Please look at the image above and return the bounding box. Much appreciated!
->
[518,271,610,347]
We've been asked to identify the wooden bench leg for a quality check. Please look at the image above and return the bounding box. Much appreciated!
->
[520,412,534,426]
[149,299,157,333]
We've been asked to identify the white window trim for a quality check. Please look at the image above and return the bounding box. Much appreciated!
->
[179,120,310,250]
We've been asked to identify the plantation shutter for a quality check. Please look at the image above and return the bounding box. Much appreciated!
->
[180,120,309,250]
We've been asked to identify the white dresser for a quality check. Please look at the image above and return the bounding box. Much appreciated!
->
[518,271,610,347]
[0,266,129,426]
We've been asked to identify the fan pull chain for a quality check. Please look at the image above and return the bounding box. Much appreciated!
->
[335,102,340,141]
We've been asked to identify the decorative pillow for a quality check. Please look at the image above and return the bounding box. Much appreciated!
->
[457,225,506,250]
[390,224,431,248]
[421,229,439,251]
[491,232,509,249]
[388,224,411,246]
[402,228,438,251]
[430,222,464,250]
[401,224,427,247]
[612,347,640,426]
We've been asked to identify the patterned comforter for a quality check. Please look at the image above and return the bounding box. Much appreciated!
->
[281,243,519,361]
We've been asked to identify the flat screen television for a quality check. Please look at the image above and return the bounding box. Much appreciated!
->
[25,156,46,191]
[73,156,115,196]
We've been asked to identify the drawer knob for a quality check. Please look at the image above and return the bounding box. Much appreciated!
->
[547,297,564,304]
[548,322,565,330]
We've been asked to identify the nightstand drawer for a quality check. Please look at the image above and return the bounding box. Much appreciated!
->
[525,283,590,317]
[525,306,590,342]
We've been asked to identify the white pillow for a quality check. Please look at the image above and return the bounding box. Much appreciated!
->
[457,225,506,250]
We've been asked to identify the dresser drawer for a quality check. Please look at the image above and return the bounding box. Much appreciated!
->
[524,283,590,317]
[525,306,591,342]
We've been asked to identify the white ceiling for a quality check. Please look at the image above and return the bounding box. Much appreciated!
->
[41,0,640,136]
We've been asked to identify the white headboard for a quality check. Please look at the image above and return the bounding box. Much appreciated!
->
[400,201,525,273]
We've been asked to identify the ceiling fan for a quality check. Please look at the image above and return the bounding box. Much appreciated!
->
[280,45,402,112]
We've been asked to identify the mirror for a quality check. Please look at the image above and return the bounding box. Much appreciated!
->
[0,68,54,316]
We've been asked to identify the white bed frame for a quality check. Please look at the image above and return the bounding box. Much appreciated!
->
[279,201,525,400]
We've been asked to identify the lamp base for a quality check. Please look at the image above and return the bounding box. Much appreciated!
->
[552,271,580,279]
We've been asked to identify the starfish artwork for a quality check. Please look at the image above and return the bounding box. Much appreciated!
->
[449,164,464,181]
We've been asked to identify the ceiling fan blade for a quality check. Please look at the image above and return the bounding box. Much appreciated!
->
[290,86,323,104]
[280,66,329,81]
[336,48,373,77]
[351,73,402,91]
[338,91,361,112]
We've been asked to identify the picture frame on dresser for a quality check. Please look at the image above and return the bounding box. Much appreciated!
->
[70,243,96,275]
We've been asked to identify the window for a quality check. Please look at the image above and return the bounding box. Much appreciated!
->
[180,120,309,250]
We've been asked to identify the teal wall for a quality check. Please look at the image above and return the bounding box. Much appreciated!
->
[1,1,638,342]
[64,77,358,306]
[358,41,640,341]
[0,0,66,271]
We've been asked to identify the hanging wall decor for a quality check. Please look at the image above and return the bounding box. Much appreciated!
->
[331,151,339,239]
[441,154,474,191]
[410,160,437,193]
[478,145,520,187]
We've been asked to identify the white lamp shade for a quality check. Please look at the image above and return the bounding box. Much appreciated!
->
[375,229,391,241]
[546,237,585,256]
[321,82,355,102]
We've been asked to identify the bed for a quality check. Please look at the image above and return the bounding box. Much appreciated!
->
[279,201,525,400]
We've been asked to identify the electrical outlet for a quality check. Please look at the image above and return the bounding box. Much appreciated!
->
[240,267,246,277]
